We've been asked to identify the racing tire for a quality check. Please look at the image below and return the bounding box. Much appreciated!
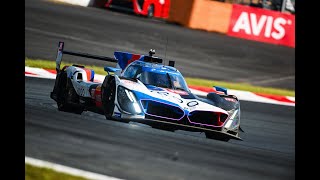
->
[205,132,230,142]
[102,76,130,123]
[147,4,154,18]
[56,73,84,114]
[102,76,116,119]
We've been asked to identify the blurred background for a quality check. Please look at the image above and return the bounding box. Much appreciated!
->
[26,0,295,90]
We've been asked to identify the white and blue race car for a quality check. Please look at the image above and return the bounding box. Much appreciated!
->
[51,42,242,141]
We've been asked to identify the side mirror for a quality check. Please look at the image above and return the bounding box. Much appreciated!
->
[104,66,121,76]
[213,86,228,95]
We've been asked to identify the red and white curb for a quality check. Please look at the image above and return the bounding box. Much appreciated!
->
[25,156,123,180]
[25,66,295,107]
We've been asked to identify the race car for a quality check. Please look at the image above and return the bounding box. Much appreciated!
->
[50,42,242,141]
[104,0,170,18]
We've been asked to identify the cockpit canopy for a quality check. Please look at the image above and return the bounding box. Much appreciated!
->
[121,61,189,92]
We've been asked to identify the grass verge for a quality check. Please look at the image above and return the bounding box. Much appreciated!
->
[25,58,294,97]
[25,164,87,180]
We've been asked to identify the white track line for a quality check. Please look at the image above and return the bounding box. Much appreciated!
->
[25,156,124,180]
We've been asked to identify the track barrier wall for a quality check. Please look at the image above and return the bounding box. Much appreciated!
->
[168,0,232,34]
[168,0,295,47]
[189,0,232,34]
[168,0,195,27]
[56,0,295,47]
[227,4,295,47]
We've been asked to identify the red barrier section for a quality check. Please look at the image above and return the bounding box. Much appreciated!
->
[227,4,295,48]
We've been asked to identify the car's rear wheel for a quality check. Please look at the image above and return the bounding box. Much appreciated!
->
[56,73,84,114]
[147,4,154,18]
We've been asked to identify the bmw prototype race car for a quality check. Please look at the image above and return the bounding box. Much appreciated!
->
[50,42,242,141]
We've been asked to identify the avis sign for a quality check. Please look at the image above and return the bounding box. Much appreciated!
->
[227,4,295,48]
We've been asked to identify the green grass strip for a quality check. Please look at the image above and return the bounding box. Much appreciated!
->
[185,78,294,97]
[25,58,294,97]
[25,164,87,180]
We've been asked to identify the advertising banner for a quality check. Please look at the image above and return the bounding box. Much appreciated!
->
[227,4,295,47]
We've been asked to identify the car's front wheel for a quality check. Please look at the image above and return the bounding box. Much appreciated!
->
[102,76,116,120]
[102,77,130,123]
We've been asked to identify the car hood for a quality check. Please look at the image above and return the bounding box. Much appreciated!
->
[118,78,228,115]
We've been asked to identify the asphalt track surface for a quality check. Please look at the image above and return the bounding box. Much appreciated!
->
[25,77,295,180]
[25,0,295,90]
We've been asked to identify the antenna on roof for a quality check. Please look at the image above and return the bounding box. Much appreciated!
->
[163,37,175,67]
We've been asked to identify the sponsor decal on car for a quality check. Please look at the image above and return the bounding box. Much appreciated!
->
[114,112,121,118]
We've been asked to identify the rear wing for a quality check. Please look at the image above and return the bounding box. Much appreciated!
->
[55,41,176,72]
[114,50,175,70]
[55,41,118,72]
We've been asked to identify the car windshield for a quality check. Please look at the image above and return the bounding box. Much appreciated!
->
[122,64,189,91]
[138,71,189,91]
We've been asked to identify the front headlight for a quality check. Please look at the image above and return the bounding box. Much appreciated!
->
[224,109,240,129]
[117,86,142,114]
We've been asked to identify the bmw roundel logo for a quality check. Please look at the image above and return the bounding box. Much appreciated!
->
[187,101,198,107]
